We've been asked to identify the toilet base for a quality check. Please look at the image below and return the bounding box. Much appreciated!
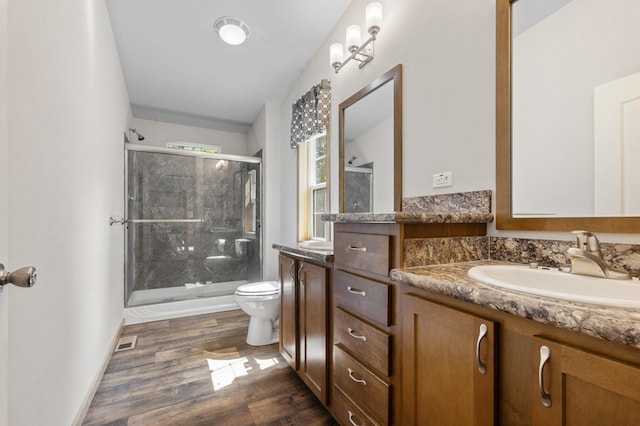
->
[246,317,279,346]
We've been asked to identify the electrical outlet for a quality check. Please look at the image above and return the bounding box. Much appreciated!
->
[433,172,452,188]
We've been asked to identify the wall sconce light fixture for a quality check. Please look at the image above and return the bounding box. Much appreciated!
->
[329,2,383,74]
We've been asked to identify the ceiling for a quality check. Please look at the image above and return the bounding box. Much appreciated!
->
[106,0,352,133]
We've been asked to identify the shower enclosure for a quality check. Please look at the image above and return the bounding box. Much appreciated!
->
[125,144,262,308]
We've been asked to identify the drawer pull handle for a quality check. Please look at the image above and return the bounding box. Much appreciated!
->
[347,327,368,342]
[347,286,366,297]
[538,345,552,408]
[476,323,488,375]
[348,410,363,426]
[347,245,367,252]
[347,367,367,386]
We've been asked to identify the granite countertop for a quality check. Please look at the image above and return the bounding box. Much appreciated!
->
[322,211,494,224]
[391,260,640,349]
[272,243,334,264]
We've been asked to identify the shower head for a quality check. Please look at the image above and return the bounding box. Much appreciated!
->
[128,128,145,142]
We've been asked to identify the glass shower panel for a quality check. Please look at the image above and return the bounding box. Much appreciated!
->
[125,147,261,307]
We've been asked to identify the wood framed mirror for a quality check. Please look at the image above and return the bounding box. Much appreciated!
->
[496,0,640,232]
[339,64,402,213]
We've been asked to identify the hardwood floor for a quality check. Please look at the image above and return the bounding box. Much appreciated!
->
[83,310,337,426]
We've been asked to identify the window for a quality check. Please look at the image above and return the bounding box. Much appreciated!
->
[298,133,329,241]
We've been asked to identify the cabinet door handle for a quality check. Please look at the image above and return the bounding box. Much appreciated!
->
[538,345,552,408]
[297,264,304,284]
[347,327,368,342]
[287,261,295,281]
[348,410,363,426]
[347,245,367,252]
[347,367,367,386]
[347,286,366,297]
[476,323,488,375]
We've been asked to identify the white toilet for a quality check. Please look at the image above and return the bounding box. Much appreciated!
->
[234,281,280,346]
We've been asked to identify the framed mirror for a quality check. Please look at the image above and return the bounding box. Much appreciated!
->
[339,64,402,213]
[496,0,640,232]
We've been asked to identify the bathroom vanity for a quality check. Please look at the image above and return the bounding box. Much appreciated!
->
[275,182,640,425]
[394,262,640,425]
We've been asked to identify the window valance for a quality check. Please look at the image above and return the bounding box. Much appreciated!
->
[290,80,331,148]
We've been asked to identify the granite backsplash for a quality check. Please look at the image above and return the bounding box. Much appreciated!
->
[404,236,640,278]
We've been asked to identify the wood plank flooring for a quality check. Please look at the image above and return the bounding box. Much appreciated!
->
[83,310,337,426]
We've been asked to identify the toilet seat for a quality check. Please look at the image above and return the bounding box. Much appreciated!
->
[235,281,279,297]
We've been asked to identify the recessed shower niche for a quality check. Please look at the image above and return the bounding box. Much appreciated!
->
[125,145,262,307]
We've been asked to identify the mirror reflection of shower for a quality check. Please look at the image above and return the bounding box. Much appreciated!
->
[125,145,262,308]
[344,164,373,213]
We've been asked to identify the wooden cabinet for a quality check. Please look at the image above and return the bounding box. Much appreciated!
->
[531,336,640,425]
[332,225,396,425]
[278,254,297,368]
[398,281,640,426]
[277,254,331,405]
[401,294,496,426]
[298,260,330,404]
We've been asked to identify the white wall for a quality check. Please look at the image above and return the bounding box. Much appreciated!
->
[129,117,249,156]
[6,0,130,424]
[276,0,640,247]
[0,0,9,423]
[277,0,496,244]
[249,103,281,281]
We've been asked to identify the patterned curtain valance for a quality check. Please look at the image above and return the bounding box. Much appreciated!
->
[290,79,331,149]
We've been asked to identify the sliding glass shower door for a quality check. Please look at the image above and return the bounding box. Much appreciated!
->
[125,145,261,307]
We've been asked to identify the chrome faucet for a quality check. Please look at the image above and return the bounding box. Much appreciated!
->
[566,230,631,279]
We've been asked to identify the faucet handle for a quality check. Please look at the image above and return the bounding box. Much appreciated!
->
[570,230,602,256]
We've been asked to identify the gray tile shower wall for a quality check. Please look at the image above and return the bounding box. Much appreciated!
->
[127,150,260,295]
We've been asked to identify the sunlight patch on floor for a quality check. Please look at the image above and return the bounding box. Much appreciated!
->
[207,353,280,391]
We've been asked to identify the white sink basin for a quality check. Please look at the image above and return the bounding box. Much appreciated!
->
[468,264,640,308]
[298,240,333,251]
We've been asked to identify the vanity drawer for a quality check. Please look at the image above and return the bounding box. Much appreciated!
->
[333,386,381,426]
[334,307,390,376]
[334,345,390,424]
[335,232,390,276]
[334,270,390,326]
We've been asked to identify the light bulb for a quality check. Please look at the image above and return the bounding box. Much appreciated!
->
[346,25,362,52]
[330,43,344,67]
[366,2,383,35]
[219,24,247,45]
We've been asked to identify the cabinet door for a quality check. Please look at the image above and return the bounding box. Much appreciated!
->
[532,337,640,425]
[402,294,496,426]
[299,260,329,405]
[278,255,297,369]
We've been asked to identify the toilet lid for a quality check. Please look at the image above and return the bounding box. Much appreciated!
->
[235,281,280,296]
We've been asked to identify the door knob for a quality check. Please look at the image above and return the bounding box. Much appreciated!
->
[0,263,37,289]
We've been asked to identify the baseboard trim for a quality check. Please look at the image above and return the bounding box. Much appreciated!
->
[72,319,125,426]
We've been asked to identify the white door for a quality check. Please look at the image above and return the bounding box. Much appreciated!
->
[594,71,640,215]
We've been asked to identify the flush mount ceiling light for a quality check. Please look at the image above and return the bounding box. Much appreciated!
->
[330,2,383,73]
[214,17,251,46]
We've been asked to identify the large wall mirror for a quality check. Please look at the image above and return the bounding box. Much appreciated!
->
[497,0,640,232]
[339,64,402,213]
